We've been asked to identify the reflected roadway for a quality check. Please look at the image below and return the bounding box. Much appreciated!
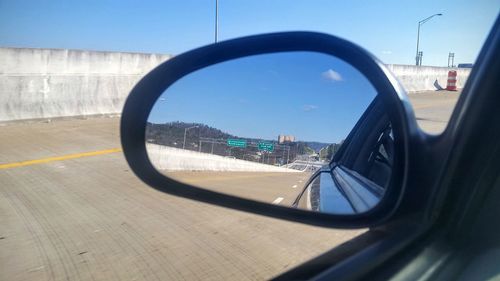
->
[167,171,312,206]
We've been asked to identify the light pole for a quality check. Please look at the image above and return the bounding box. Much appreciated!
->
[416,13,442,66]
[286,146,290,165]
[215,0,219,43]
[183,125,198,149]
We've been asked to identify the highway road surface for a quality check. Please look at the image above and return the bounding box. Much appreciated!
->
[0,118,361,281]
[409,90,461,134]
[0,90,459,280]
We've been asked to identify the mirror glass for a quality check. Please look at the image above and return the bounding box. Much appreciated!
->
[146,51,393,215]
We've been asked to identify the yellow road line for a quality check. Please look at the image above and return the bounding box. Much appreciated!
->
[0,148,122,170]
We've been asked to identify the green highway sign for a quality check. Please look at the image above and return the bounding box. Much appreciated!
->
[258,142,274,152]
[227,139,247,148]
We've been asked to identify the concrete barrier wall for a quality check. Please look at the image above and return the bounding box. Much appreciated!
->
[147,143,299,172]
[0,47,171,121]
[387,64,471,92]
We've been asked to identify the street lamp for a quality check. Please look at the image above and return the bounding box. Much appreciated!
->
[415,13,442,66]
[183,125,198,149]
[215,0,219,43]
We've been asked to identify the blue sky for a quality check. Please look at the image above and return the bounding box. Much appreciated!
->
[148,52,376,143]
[0,0,498,66]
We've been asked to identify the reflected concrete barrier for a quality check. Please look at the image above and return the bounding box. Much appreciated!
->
[147,143,300,172]
[387,64,471,92]
[0,47,171,121]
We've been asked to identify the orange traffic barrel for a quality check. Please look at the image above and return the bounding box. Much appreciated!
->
[446,70,457,91]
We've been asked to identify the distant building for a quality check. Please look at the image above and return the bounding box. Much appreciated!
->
[278,135,295,144]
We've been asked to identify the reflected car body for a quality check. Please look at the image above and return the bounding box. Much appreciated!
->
[293,96,392,214]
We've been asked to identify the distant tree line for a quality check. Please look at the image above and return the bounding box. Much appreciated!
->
[145,121,335,165]
[319,141,344,162]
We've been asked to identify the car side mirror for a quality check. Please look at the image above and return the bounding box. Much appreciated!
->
[121,32,413,228]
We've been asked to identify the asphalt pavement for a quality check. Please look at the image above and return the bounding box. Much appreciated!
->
[408,90,461,134]
[0,118,362,281]
[167,171,311,206]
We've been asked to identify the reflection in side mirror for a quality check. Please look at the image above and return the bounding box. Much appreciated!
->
[145,51,392,215]
[294,166,386,214]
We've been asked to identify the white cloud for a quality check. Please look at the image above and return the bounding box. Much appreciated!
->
[303,104,319,112]
[322,69,343,82]
[381,50,392,55]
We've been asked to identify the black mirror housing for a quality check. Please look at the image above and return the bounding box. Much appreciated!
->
[120,32,414,228]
